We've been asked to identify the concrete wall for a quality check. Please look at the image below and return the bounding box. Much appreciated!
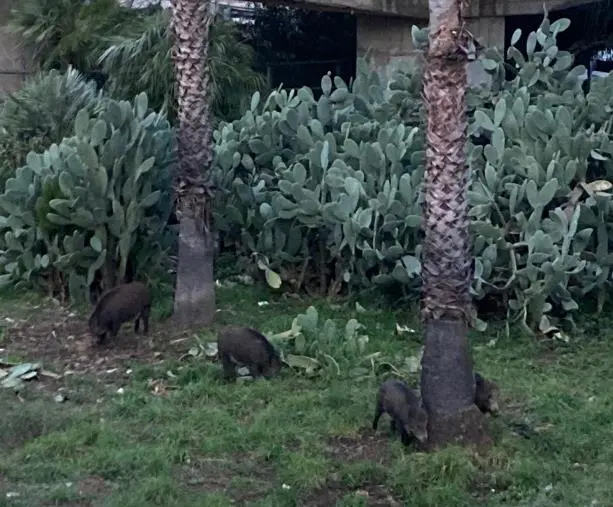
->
[356,13,494,89]
[0,0,33,97]
[465,16,505,51]
[279,0,598,18]
[356,14,424,81]
[278,0,599,84]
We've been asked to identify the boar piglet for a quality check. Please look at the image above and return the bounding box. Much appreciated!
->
[217,326,282,381]
[88,282,151,344]
[474,372,500,416]
[373,379,428,445]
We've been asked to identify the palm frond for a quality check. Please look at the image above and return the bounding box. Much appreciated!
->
[8,0,137,71]
[0,67,102,184]
[0,67,102,140]
[9,0,264,121]
[99,10,265,121]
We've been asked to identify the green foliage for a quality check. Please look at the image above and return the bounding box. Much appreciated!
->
[0,136,48,199]
[212,60,426,299]
[8,0,265,122]
[0,92,175,302]
[7,0,136,72]
[212,13,613,335]
[0,68,103,190]
[269,305,372,377]
[98,9,266,121]
[466,17,613,335]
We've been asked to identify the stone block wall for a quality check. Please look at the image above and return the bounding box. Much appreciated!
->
[0,0,34,97]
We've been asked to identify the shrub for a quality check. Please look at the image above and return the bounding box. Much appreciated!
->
[212,59,426,298]
[0,92,175,303]
[0,68,103,190]
[7,0,136,72]
[212,14,613,335]
[465,17,613,334]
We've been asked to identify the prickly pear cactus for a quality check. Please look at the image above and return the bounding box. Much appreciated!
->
[211,60,426,298]
[0,92,175,302]
[212,12,613,336]
[466,14,613,334]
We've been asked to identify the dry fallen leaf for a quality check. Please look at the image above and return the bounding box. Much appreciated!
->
[41,369,62,380]
[534,423,554,432]
[148,378,169,396]
[396,323,417,335]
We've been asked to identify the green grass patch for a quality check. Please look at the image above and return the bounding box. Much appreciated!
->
[0,284,612,506]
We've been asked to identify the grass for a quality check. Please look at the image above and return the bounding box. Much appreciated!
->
[0,282,612,506]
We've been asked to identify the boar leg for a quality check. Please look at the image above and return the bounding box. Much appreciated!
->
[141,304,150,334]
[109,321,121,340]
[372,400,383,431]
[397,422,411,445]
[260,364,273,379]
[220,353,237,381]
[248,364,261,379]
[260,361,278,380]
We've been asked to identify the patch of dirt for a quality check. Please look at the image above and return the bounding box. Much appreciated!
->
[177,454,276,503]
[0,298,196,391]
[178,439,402,506]
[0,475,110,507]
[42,476,112,506]
[325,427,394,464]
[533,339,560,365]
[299,429,404,506]
[304,481,402,507]
[73,476,110,499]
[301,482,346,506]
[179,457,235,492]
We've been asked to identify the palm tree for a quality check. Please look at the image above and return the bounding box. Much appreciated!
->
[419,0,490,447]
[169,0,215,328]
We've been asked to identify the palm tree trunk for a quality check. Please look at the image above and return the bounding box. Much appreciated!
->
[420,0,490,448]
[170,0,216,328]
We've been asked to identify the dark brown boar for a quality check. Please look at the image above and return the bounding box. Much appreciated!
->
[217,326,282,381]
[474,372,500,416]
[372,379,428,445]
[88,282,151,344]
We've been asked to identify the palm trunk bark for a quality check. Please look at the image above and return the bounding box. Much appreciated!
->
[420,0,490,449]
[170,0,216,328]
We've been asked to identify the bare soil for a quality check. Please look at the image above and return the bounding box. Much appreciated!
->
[1,298,192,384]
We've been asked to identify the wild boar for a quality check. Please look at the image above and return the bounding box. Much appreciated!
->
[217,326,282,381]
[474,372,500,416]
[372,379,428,445]
[88,281,151,344]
